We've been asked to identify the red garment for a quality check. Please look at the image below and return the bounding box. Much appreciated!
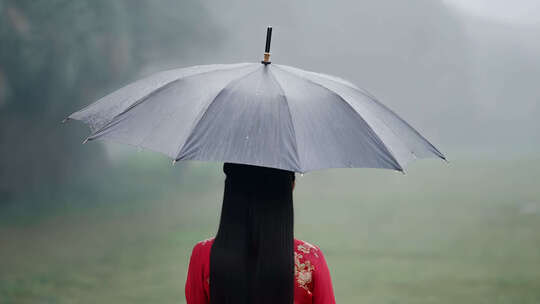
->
[185,238,336,304]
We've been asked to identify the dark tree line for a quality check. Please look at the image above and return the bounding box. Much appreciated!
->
[0,0,220,205]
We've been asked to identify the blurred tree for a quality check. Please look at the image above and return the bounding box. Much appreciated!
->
[0,0,221,205]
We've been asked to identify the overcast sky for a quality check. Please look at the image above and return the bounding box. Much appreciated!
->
[443,0,540,26]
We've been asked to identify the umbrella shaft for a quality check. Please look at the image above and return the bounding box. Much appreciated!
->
[265,27,272,52]
[262,27,272,65]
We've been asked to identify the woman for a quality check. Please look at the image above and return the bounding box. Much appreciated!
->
[185,163,336,304]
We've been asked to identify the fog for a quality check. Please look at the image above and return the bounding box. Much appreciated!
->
[1,0,539,201]
[3,0,539,197]
[1,1,539,303]
[445,0,540,25]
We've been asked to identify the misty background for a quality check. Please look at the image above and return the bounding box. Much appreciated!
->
[1,0,539,303]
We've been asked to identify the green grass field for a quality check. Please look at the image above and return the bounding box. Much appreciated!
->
[1,156,539,303]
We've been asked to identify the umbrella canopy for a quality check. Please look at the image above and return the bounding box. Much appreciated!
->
[65,28,445,173]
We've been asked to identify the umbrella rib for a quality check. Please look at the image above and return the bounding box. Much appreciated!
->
[70,63,253,122]
[83,64,255,141]
[134,65,258,153]
[274,65,404,172]
[267,68,302,171]
[358,93,446,160]
[174,66,263,160]
[280,66,445,161]
[276,64,363,92]
[327,82,445,161]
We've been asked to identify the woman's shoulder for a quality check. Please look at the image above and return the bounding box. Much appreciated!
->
[192,237,215,252]
[294,238,324,259]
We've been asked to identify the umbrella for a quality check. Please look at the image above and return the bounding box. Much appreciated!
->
[64,27,445,173]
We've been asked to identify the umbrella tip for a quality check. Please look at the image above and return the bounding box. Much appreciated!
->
[61,117,69,124]
[261,26,272,65]
[172,159,177,166]
[82,138,89,144]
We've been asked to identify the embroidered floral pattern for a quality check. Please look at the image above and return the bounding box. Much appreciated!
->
[294,241,318,293]
[297,241,319,258]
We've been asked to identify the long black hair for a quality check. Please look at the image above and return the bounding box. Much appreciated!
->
[210,163,295,304]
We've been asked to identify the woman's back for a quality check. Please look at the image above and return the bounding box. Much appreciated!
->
[185,237,335,304]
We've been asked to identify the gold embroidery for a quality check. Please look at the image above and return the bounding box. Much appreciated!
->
[294,251,314,293]
[297,245,310,254]
[297,242,319,258]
